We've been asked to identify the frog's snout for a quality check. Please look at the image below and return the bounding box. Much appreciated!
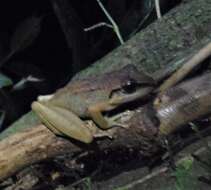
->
[31,101,48,114]
[37,94,54,102]
[31,101,38,111]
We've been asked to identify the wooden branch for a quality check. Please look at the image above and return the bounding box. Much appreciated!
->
[0,125,80,181]
[73,0,211,79]
[1,71,211,181]
[158,41,211,93]
[0,112,159,181]
[1,72,211,181]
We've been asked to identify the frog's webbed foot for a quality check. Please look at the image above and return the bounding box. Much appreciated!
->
[32,102,93,143]
[85,121,116,140]
[106,112,132,129]
[104,113,130,129]
[106,118,128,129]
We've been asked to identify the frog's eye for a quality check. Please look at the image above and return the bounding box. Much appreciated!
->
[122,79,137,93]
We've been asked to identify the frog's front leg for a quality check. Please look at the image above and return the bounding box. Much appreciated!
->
[88,101,126,129]
[88,87,154,129]
[32,102,93,143]
[88,102,114,129]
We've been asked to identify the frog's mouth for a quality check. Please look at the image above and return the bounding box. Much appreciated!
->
[110,86,154,105]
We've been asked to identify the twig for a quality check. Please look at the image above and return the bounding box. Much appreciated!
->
[84,22,113,32]
[130,2,154,37]
[158,41,211,93]
[96,0,124,44]
[155,0,162,19]
[12,75,43,91]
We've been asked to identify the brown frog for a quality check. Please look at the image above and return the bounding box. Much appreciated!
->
[32,65,154,143]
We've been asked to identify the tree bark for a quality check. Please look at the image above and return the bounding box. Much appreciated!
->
[73,0,211,79]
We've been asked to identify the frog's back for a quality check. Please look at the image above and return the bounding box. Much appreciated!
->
[55,64,152,95]
[50,88,110,117]
[49,72,119,117]
[49,64,153,117]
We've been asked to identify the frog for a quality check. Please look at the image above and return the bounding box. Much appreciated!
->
[31,65,155,143]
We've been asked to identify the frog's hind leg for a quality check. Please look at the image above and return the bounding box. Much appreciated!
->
[32,102,93,143]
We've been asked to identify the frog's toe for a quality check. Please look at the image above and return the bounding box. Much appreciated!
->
[107,119,128,128]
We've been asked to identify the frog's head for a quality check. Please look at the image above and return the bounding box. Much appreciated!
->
[119,64,154,87]
[109,65,155,105]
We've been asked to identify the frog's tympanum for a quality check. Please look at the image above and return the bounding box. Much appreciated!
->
[32,65,154,143]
